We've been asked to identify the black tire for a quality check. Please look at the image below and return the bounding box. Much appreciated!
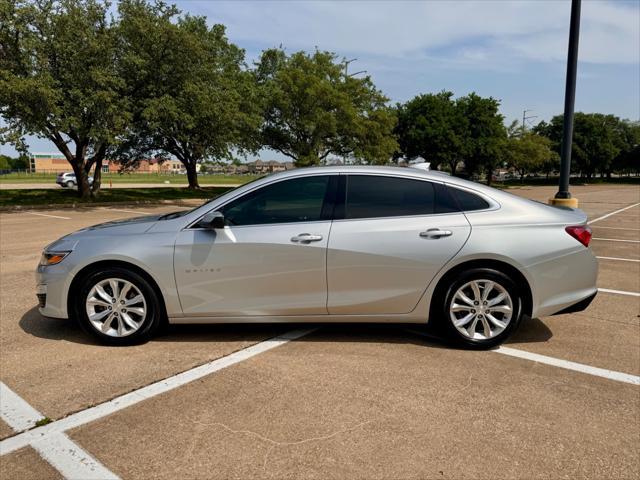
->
[72,267,163,345]
[435,268,523,349]
[65,180,75,188]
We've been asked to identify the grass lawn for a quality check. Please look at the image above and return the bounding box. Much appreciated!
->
[0,186,234,208]
[0,172,259,184]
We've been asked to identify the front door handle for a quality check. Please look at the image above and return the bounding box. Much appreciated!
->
[291,233,323,243]
[420,228,453,239]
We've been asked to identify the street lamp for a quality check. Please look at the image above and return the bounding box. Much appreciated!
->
[550,0,581,208]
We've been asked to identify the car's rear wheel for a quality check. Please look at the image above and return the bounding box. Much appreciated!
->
[438,268,523,349]
[74,267,162,345]
[65,180,75,188]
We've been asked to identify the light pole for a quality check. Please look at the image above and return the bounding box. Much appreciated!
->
[550,0,581,207]
[344,58,357,76]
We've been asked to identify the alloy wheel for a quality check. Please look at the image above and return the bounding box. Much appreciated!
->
[85,278,147,337]
[449,279,513,341]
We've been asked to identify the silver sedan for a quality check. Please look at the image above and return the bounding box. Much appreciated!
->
[36,166,598,348]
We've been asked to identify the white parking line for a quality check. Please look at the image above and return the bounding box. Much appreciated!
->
[33,433,119,480]
[405,329,639,386]
[596,256,640,263]
[495,347,640,386]
[0,382,43,432]
[589,203,640,224]
[24,212,71,220]
[0,382,118,480]
[110,208,151,215]
[0,328,316,456]
[592,237,640,243]
[593,226,640,231]
[598,288,640,297]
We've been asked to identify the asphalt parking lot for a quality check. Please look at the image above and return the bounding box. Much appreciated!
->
[1,184,638,479]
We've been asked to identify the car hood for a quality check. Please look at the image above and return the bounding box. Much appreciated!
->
[80,214,165,231]
[45,215,163,252]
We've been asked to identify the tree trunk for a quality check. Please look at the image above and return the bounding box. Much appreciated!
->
[185,161,200,189]
[91,158,103,195]
[70,160,91,199]
[448,160,457,177]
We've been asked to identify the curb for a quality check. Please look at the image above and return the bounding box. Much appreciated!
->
[0,198,205,212]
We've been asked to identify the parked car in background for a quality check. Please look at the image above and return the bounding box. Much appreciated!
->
[56,172,94,188]
[37,166,598,348]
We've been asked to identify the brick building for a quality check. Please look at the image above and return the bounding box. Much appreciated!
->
[30,154,184,174]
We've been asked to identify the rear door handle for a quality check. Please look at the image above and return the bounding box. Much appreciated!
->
[420,228,453,239]
[291,233,323,243]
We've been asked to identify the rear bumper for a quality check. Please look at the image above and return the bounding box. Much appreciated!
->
[552,290,597,315]
[528,248,598,318]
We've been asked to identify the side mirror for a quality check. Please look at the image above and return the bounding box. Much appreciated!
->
[199,211,225,229]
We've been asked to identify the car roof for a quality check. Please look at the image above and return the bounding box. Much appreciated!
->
[262,165,491,192]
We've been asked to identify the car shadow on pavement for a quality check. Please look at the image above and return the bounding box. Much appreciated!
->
[20,306,552,348]
[19,306,96,345]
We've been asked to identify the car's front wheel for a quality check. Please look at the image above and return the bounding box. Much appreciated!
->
[74,267,163,345]
[438,268,523,349]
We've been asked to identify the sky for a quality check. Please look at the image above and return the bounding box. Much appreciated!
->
[2,0,639,160]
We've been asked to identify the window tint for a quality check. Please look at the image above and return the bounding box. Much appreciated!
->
[221,176,330,226]
[449,187,490,211]
[345,175,435,219]
[433,183,460,214]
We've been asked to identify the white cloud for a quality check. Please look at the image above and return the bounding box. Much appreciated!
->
[195,0,639,65]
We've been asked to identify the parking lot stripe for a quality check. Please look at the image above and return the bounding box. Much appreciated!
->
[495,347,640,385]
[593,226,640,231]
[0,382,119,479]
[110,208,151,215]
[589,202,640,224]
[0,328,317,456]
[404,329,639,385]
[592,237,640,243]
[24,212,71,220]
[32,432,119,480]
[598,288,640,297]
[0,382,43,432]
[596,256,640,263]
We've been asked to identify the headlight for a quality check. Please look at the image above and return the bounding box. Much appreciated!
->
[39,251,71,266]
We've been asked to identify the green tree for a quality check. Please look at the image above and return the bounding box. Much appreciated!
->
[116,0,260,189]
[505,129,557,182]
[0,0,130,198]
[255,49,397,166]
[394,91,467,175]
[395,92,505,180]
[457,93,506,185]
[0,154,11,170]
[534,113,628,179]
[611,120,640,176]
[0,153,29,170]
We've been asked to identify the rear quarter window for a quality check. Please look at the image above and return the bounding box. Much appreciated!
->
[448,186,490,211]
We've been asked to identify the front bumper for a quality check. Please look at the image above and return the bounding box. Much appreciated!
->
[36,264,70,319]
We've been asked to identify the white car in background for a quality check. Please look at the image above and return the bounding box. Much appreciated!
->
[56,172,94,188]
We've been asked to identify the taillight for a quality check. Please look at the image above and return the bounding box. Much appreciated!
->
[565,225,592,247]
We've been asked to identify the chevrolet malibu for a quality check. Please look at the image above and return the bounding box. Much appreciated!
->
[36,166,598,348]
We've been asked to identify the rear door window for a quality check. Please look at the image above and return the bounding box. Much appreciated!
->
[345,175,436,219]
